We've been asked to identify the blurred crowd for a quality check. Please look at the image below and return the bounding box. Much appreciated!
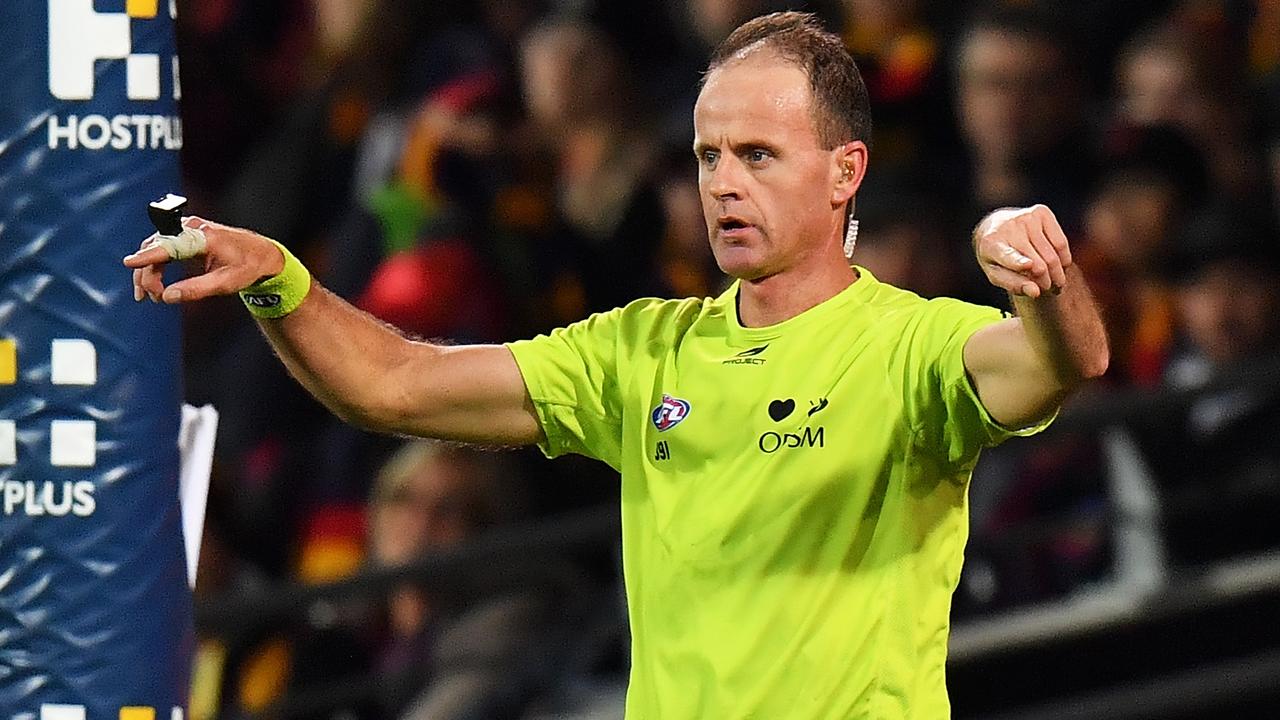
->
[174,0,1280,718]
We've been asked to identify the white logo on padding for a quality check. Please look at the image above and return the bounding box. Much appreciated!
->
[41,704,85,720]
[45,0,184,150]
[0,339,100,517]
[48,0,177,101]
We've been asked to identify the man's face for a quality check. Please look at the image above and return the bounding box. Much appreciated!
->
[1177,262,1280,364]
[1118,47,1202,129]
[371,456,475,566]
[1084,177,1177,272]
[694,51,846,281]
[957,29,1075,162]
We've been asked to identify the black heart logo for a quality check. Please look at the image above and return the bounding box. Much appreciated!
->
[768,399,795,422]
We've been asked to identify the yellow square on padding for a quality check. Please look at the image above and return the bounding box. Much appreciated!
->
[126,0,158,18]
[119,708,155,720]
[0,339,15,384]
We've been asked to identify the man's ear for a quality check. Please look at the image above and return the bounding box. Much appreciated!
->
[833,140,869,207]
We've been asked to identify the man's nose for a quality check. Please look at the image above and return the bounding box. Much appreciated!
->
[707,156,745,201]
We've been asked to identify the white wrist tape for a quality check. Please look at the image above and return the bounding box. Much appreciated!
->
[152,227,207,260]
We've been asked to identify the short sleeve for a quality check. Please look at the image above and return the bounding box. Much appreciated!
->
[905,298,1056,470]
[506,309,625,469]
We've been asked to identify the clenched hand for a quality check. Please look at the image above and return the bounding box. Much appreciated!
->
[974,205,1073,299]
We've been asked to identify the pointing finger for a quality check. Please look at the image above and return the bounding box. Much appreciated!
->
[123,243,173,268]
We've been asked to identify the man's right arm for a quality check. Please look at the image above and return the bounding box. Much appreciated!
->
[123,217,543,446]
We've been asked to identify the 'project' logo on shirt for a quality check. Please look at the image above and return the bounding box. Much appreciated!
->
[722,344,768,365]
[651,394,691,431]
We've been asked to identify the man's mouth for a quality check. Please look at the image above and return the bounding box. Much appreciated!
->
[717,217,753,237]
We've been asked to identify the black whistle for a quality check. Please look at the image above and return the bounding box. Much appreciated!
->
[147,193,187,237]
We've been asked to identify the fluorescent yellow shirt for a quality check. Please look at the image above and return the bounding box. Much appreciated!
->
[507,268,1050,719]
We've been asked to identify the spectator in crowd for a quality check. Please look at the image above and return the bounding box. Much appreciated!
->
[1077,125,1209,387]
[333,68,513,342]
[952,5,1095,228]
[1114,20,1269,202]
[949,4,1097,307]
[1136,207,1280,565]
[517,20,667,320]
[367,441,561,720]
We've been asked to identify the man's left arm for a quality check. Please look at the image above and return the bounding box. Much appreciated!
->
[962,205,1110,429]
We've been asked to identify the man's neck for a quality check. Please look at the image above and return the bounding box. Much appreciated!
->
[737,261,858,328]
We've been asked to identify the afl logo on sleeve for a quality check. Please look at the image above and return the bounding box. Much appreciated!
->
[651,394,691,431]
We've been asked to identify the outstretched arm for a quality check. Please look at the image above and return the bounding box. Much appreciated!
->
[123,217,542,445]
[962,205,1110,429]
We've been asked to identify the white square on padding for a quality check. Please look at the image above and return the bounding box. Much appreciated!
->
[51,339,96,385]
[41,705,87,720]
[127,53,161,100]
[0,420,14,465]
[50,420,95,467]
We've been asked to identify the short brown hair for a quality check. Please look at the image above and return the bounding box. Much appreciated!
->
[707,11,872,149]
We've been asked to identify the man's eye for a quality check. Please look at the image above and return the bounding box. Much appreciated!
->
[748,149,770,163]
[701,150,719,166]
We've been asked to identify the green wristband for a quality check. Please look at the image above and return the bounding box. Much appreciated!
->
[238,238,312,318]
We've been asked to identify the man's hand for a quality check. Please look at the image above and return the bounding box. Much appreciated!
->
[965,204,1108,428]
[122,217,284,304]
[973,205,1072,298]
